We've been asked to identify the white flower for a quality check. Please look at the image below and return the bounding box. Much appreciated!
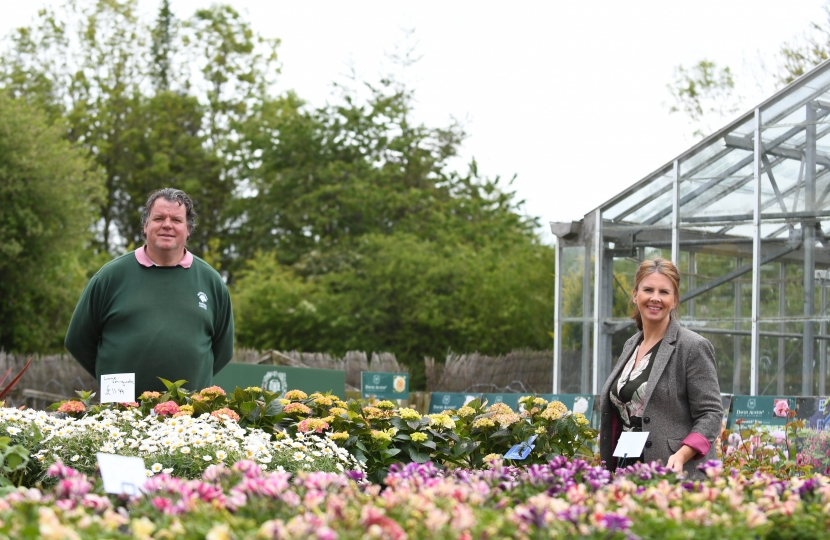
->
[216,450,227,460]
[203,455,213,462]
[292,452,306,461]
[146,470,154,477]
[70,455,80,462]
[151,463,163,473]
[7,427,21,436]
[257,454,272,464]
[180,446,191,454]
[163,468,173,474]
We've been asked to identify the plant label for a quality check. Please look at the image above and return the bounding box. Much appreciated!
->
[613,431,650,458]
[96,453,147,495]
[100,373,136,403]
[504,435,538,460]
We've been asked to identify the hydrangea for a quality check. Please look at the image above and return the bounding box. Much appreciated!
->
[410,432,427,442]
[398,408,422,421]
[427,414,456,430]
[329,431,349,442]
[573,413,589,426]
[472,418,495,429]
[376,401,396,410]
[57,401,86,414]
[210,408,241,422]
[456,406,476,418]
[370,430,392,443]
[154,401,180,417]
[297,418,330,434]
[283,403,312,416]
[283,390,308,401]
[540,401,568,421]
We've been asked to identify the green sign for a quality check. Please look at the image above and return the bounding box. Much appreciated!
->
[728,396,795,428]
[361,372,409,400]
[538,394,595,421]
[213,363,345,398]
[429,392,481,413]
[482,393,520,410]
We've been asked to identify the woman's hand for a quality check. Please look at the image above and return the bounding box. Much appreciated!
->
[666,444,697,473]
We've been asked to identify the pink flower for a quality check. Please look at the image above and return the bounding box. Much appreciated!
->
[774,399,790,418]
[57,401,86,414]
[118,402,139,408]
[154,401,180,416]
[283,402,312,415]
[297,418,330,433]
[210,408,240,422]
[199,386,227,398]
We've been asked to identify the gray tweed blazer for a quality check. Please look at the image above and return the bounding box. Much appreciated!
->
[599,317,722,476]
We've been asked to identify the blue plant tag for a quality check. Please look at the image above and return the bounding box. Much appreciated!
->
[504,435,538,460]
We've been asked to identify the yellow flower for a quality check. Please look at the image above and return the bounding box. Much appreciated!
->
[279,399,290,405]
[205,523,232,540]
[487,402,514,414]
[535,426,547,435]
[314,396,334,407]
[244,386,262,393]
[398,408,422,421]
[329,407,348,417]
[329,431,349,442]
[273,431,287,440]
[533,397,549,407]
[283,390,308,401]
[573,413,589,426]
[410,432,427,442]
[427,414,456,430]
[483,453,502,464]
[541,401,568,421]
[370,430,392,443]
[472,417,495,429]
[491,412,522,428]
[376,400,395,410]
[457,406,476,418]
[132,517,156,539]
[334,400,348,408]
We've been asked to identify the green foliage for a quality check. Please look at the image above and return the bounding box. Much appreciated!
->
[0,90,103,352]
[667,59,739,139]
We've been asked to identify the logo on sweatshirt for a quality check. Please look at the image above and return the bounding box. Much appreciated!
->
[197,292,208,310]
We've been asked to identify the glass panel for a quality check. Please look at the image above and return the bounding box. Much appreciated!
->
[560,246,593,319]
[603,173,673,223]
[560,322,593,394]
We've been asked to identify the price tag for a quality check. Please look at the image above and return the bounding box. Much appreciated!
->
[96,453,147,495]
[504,434,538,460]
[613,431,650,458]
[100,373,136,403]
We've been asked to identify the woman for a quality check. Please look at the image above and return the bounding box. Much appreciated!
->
[599,258,722,477]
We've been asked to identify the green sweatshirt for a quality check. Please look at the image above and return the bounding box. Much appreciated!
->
[65,251,234,395]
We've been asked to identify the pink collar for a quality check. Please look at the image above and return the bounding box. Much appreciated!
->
[135,245,193,268]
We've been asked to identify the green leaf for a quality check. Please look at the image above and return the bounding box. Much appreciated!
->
[407,446,430,463]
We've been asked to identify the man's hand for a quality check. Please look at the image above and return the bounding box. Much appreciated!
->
[666,444,697,473]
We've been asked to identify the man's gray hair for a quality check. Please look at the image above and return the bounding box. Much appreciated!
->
[141,188,197,238]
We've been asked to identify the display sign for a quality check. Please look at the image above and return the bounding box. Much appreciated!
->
[213,363,346,397]
[428,392,480,413]
[481,393,520,410]
[728,396,796,428]
[100,373,135,403]
[361,372,409,400]
[96,453,147,495]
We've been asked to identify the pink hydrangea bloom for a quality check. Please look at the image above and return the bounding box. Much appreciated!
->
[57,401,86,414]
[210,408,240,422]
[154,401,180,416]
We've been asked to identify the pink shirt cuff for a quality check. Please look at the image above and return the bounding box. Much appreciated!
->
[135,246,192,268]
[682,432,711,459]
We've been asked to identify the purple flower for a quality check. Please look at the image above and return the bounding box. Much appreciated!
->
[597,512,633,532]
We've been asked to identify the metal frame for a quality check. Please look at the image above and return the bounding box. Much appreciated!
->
[551,56,830,397]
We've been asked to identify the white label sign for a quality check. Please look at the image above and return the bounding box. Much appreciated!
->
[612,431,650,458]
[100,373,136,403]
[96,453,147,495]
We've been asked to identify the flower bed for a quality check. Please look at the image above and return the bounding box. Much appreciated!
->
[0,457,828,539]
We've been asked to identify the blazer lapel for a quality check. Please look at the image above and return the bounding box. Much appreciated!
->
[640,317,679,411]
[600,329,642,408]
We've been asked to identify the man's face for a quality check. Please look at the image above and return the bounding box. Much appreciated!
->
[144,198,189,255]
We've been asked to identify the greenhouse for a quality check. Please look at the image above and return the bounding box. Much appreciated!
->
[551,58,830,398]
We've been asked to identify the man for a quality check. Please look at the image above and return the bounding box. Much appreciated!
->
[65,188,234,395]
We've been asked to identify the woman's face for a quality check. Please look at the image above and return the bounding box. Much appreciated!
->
[633,272,677,328]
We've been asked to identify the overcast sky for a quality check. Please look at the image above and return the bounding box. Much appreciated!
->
[2,1,828,241]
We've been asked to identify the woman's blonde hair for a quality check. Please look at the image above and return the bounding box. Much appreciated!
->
[631,257,681,331]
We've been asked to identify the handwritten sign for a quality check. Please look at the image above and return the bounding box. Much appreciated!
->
[96,453,147,495]
[100,373,135,404]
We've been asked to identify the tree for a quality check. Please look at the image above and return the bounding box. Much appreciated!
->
[0,91,104,352]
